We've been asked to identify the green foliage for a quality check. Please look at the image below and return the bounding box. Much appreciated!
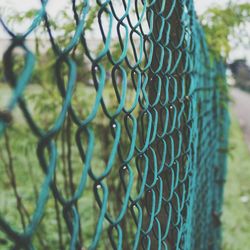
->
[3,9,37,26]
[85,5,99,31]
[200,2,250,60]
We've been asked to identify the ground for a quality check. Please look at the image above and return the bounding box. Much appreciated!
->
[222,88,250,250]
[231,87,250,151]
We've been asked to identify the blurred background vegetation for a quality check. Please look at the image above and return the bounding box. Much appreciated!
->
[199,2,250,249]
[0,1,249,249]
[222,113,250,250]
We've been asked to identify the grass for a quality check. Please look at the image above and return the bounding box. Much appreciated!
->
[1,81,250,248]
[0,83,138,250]
[222,112,250,250]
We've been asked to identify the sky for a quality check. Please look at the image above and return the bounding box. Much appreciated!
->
[0,1,219,38]
[0,0,229,19]
[0,0,236,16]
[0,0,249,63]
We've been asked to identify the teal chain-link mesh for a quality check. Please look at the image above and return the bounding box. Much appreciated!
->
[0,0,229,249]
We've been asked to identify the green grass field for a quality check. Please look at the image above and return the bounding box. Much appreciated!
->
[222,112,250,250]
[1,80,249,249]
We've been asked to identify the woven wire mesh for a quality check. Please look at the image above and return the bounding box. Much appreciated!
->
[0,0,229,249]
